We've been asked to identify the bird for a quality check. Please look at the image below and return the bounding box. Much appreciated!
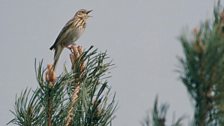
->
[50,9,92,70]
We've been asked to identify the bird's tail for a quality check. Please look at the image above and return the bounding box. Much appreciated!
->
[52,45,63,70]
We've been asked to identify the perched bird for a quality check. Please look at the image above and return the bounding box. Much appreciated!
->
[50,9,92,70]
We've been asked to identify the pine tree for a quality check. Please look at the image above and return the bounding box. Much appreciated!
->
[142,1,224,126]
[179,1,224,125]
[8,45,116,126]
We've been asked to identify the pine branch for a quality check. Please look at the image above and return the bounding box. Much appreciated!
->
[178,1,224,125]
[8,45,116,126]
[141,96,184,126]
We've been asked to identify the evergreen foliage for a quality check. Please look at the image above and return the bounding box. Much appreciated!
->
[142,1,224,126]
[179,1,224,125]
[141,97,184,126]
[8,46,116,126]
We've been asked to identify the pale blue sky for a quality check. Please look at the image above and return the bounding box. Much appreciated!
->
[0,0,219,125]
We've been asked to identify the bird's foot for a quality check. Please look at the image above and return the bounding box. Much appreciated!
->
[67,44,77,53]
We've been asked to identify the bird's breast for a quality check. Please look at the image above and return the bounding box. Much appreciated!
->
[64,26,85,46]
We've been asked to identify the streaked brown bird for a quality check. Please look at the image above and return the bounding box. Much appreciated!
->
[50,9,92,70]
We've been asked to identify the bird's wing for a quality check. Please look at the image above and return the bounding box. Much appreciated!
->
[50,18,74,50]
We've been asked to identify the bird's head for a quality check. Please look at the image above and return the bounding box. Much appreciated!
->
[75,9,92,19]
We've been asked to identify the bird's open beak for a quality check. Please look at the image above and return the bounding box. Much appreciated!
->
[87,10,92,14]
[87,10,93,18]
